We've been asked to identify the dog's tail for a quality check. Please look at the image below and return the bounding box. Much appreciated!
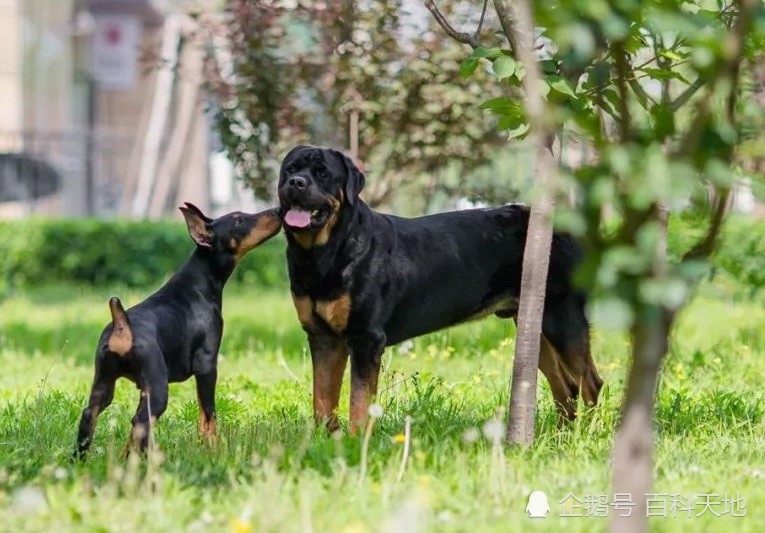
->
[107,296,133,356]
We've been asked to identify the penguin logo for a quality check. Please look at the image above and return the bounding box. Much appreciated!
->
[526,491,551,518]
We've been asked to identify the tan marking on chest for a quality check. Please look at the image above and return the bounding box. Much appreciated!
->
[291,292,315,330]
[315,293,351,333]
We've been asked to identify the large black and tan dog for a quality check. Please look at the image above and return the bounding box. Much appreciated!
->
[278,145,603,433]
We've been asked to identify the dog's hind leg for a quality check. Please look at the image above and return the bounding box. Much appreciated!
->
[125,351,168,455]
[74,358,117,459]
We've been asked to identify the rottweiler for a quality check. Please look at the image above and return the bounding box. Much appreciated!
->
[278,145,603,433]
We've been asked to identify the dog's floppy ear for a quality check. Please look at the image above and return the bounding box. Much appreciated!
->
[334,150,366,205]
[179,204,213,248]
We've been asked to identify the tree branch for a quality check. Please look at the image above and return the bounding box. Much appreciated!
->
[681,0,755,262]
[612,45,632,142]
[476,0,489,40]
[491,0,517,55]
[683,188,730,261]
[423,1,480,49]
[669,77,706,111]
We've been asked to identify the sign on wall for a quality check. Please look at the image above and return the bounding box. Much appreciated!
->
[90,15,141,91]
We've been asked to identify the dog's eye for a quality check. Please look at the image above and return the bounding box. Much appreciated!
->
[317,169,328,180]
[285,165,297,174]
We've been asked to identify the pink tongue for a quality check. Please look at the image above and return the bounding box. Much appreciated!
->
[285,208,312,228]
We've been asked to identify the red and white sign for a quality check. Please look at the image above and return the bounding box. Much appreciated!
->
[90,15,141,91]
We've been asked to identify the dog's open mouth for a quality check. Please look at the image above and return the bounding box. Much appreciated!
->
[284,205,330,229]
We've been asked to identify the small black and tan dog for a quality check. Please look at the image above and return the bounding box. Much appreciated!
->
[74,204,280,458]
[278,145,603,433]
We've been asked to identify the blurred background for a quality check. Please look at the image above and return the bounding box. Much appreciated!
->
[0,0,762,221]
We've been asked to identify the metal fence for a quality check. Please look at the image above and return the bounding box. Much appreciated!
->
[0,130,132,218]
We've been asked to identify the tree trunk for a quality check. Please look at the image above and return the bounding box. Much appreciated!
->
[611,304,673,533]
[506,138,556,445]
[499,0,558,446]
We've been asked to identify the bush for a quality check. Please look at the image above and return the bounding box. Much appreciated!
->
[1,213,763,295]
[668,212,765,295]
[0,219,288,293]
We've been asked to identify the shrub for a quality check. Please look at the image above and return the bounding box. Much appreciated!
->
[1,213,763,295]
[0,219,288,293]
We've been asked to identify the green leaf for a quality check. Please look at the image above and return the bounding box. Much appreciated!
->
[660,49,686,62]
[479,96,522,115]
[547,75,577,98]
[640,67,690,85]
[589,297,634,330]
[460,57,479,79]
[471,46,502,59]
[506,122,530,139]
[492,56,516,80]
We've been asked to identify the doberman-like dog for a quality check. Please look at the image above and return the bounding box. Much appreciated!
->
[74,203,280,457]
[278,145,603,434]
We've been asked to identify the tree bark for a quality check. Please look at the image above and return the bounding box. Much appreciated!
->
[611,304,672,533]
[498,0,557,446]
[506,140,555,445]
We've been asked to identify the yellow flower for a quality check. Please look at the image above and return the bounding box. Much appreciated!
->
[230,519,252,533]
[393,433,406,443]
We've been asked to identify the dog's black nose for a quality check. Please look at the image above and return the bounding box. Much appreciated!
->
[288,175,307,190]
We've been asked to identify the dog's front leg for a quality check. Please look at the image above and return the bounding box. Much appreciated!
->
[347,331,386,436]
[309,333,348,433]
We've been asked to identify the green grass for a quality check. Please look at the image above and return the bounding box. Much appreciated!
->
[0,281,763,531]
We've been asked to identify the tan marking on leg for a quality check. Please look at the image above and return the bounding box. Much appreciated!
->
[315,293,351,333]
[291,292,315,331]
[196,392,218,444]
[349,369,380,437]
[310,335,348,432]
[539,336,577,420]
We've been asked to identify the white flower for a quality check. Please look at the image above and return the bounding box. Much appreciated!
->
[482,419,506,443]
[12,486,47,514]
[397,340,415,355]
[368,404,384,419]
[462,427,480,443]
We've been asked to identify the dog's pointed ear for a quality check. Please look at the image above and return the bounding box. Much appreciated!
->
[182,202,212,223]
[179,205,213,248]
[335,151,366,205]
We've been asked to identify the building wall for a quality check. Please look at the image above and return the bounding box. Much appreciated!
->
[0,0,22,132]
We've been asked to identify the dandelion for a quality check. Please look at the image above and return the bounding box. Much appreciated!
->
[462,427,480,443]
[482,419,505,443]
[368,404,384,419]
[230,518,251,533]
[12,486,47,514]
[397,340,415,355]
[393,433,406,443]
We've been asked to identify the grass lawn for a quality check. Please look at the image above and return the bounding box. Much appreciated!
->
[0,280,762,531]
